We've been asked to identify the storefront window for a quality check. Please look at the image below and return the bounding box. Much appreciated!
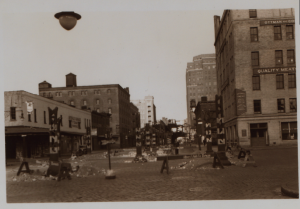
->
[282,122,297,140]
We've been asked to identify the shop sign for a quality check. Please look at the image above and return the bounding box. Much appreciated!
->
[91,128,97,136]
[235,89,247,116]
[260,19,295,26]
[69,116,81,128]
[253,67,296,75]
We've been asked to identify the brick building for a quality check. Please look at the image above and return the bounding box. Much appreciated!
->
[186,54,217,126]
[91,111,111,150]
[38,73,132,148]
[131,96,157,128]
[213,9,296,146]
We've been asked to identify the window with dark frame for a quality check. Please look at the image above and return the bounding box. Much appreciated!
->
[290,98,297,112]
[250,27,258,42]
[28,113,31,122]
[288,74,296,88]
[252,76,260,90]
[69,120,72,128]
[253,100,261,114]
[275,50,283,65]
[274,26,282,40]
[251,52,259,66]
[44,111,46,124]
[61,115,63,126]
[78,122,81,129]
[34,109,37,122]
[10,107,16,120]
[249,9,257,18]
[286,25,294,40]
[277,99,285,113]
[276,74,284,89]
[287,50,295,64]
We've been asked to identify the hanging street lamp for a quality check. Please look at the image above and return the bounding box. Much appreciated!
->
[54,11,81,31]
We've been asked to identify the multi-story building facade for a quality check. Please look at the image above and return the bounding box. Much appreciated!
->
[213,9,296,146]
[186,54,217,126]
[131,96,157,128]
[91,111,111,150]
[38,73,132,148]
[5,91,91,159]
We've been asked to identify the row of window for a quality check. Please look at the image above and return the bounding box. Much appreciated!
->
[250,25,294,42]
[253,98,296,114]
[252,73,296,90]
[251,50,295,66]
[53,89,113,97]
[70,99,112,106]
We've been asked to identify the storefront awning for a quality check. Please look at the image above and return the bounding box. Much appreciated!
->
[5,126,49,135]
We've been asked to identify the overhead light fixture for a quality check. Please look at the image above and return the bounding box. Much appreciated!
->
[54,11,81,31]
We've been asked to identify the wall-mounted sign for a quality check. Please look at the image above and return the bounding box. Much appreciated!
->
[69,116,81,128]
[91,128,97,136]
[260,19,295,26]
[253,67,296,75]
[235,89,247,116]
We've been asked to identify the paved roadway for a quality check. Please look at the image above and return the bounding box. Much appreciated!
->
[6,146,298,203]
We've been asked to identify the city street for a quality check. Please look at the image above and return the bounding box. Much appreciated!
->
[6,145,298,203]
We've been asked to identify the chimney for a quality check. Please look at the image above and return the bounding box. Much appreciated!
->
[214,15,221,39]
[201,96,207,102]
[66,73,77,87]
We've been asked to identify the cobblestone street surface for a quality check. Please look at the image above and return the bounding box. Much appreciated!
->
[6,146,299,203]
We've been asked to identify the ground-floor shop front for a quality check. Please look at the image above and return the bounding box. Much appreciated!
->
[224,114,297,147]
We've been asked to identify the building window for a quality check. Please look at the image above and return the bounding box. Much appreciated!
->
[250,27,258,42]
[108,108,112,114]
[69,120,72,128]
[108,99,112,104]
[249,9,257,18]
[70,101,75,106]
[288,74,296,88]
[10,107,16,120]
[274,26,282,40]
[78,122,81,129]
[251,52,259,66]
[276,74,284,89]
[61,115,63,126]
[287,50,295,64]
[282,122,297,140]
[56,92,62,97]
[253,100,261,114]
[290,98,297,112]
[28,113,31,122]
[286,25,294,40]
[252,76,260,90]
[277,99,285,113]
[81,91,87,96]
[275,50,283,65]
[83,100,87,106]
[94,90,100,95]
[96,99,100,105]
[44,111,46,124]
[107,89,111,94]
[34,109,37,122]
[68,91,72,96]
[96,108,100,113]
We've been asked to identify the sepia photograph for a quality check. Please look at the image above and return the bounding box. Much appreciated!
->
[0,0,299,208]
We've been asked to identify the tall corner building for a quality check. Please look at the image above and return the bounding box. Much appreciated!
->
[131,96,156,128]
[213,9,296,146]
[186,54,217,126]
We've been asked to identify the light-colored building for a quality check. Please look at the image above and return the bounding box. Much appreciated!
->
[131,96,157,128]
[214,9,296,146]
[5,91,91,159]
[186,54,217,126]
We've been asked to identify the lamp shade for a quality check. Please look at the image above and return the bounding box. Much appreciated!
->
[55,12,81,30]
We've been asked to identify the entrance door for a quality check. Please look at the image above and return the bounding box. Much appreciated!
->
[250,123,267,146]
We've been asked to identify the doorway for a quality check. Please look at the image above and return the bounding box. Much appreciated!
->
[250,123,268,146]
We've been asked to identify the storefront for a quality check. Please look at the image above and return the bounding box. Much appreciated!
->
[281,122,297,141]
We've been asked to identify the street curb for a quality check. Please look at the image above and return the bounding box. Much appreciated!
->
[281,183,299,198]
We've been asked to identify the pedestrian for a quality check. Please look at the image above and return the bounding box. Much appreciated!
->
[203,138,206,147]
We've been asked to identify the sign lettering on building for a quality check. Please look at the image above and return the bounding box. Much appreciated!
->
[260,19,295,26]
[253,67,296,75]
[235,89,247,116]
[69,116,81,128]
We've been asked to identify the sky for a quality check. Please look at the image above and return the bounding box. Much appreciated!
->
[0,1,300,209]
[1,0,298,122]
